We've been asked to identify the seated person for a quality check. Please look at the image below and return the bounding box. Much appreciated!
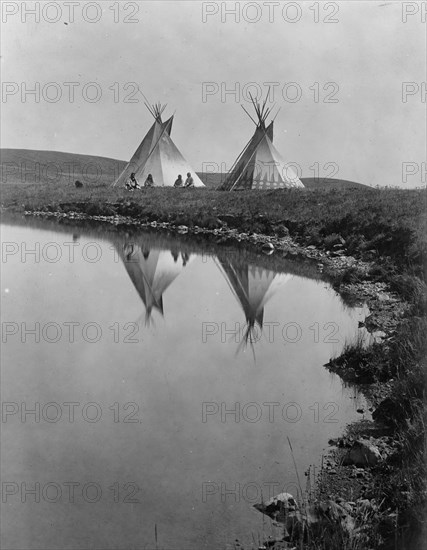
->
[125,172,140,190]
[174,174,183,187]
[184,172,194,188]
[144,174,154,187]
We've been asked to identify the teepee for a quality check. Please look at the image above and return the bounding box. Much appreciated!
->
[119,242,193,324]
[113,103,204,188]
[219,94,304,190]
[216,256,291,346]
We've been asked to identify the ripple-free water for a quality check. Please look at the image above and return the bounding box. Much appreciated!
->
[1,220,369,550]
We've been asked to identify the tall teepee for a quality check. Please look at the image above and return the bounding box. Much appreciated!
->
[219,94,303,191]
[113,103,205,188]
[118,242,193,324]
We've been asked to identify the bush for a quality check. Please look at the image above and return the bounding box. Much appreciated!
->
[324,233,344,249]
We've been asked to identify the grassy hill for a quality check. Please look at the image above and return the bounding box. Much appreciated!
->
[0,148,125,187]
[0,148,369,190]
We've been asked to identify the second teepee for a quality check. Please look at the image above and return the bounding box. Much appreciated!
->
[219,95,304,191]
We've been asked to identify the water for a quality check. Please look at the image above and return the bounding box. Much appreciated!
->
[1,219,369,550]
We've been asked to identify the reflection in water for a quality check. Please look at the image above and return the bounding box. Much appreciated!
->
[117,240,290,348]
[216,257,292,353]
[118,242,193,324]
[1,218,371,550]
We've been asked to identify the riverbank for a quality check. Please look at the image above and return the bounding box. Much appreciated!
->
[1,184,426,549]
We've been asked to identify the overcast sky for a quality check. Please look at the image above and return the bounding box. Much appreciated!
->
[1,1,426,187]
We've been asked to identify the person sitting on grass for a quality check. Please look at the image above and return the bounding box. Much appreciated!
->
[144,174,154,188]
[125,172,140,191]
[184,172,194,188]
[174,174,183,187]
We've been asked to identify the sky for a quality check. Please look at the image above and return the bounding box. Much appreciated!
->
[1,0,426,187]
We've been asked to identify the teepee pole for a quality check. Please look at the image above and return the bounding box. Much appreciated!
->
[228,142,259,191]
[241,105,258,126]
[272,107,281,122]
[219,133,254,190]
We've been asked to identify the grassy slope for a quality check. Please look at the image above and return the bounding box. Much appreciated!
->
[0,148,368,190]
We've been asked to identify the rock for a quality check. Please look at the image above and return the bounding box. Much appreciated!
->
[291,501,354,539]
[254,495,356,540]
[373,330,387,342]
[342,439,381,467]
[275,224,289,237]
[262,242,275,254]
[254,492,298,522]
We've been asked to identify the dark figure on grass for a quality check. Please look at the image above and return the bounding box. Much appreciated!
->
[144,174,154,188]
[74,180,83,188]
[174,174,183,187]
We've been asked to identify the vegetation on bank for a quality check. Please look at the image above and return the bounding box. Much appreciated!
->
[1,182,426,548]
[1,184,426,268]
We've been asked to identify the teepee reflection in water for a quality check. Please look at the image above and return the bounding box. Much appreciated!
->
[119,242,192,325]
[216,256,292,353]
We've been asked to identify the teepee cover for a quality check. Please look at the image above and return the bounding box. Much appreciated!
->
[114,103,204,188]
[219,94,303,191]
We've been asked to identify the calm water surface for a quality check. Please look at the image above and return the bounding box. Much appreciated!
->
[1,221,369,550]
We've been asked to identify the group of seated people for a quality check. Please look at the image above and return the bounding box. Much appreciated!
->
[125,172,194,190]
